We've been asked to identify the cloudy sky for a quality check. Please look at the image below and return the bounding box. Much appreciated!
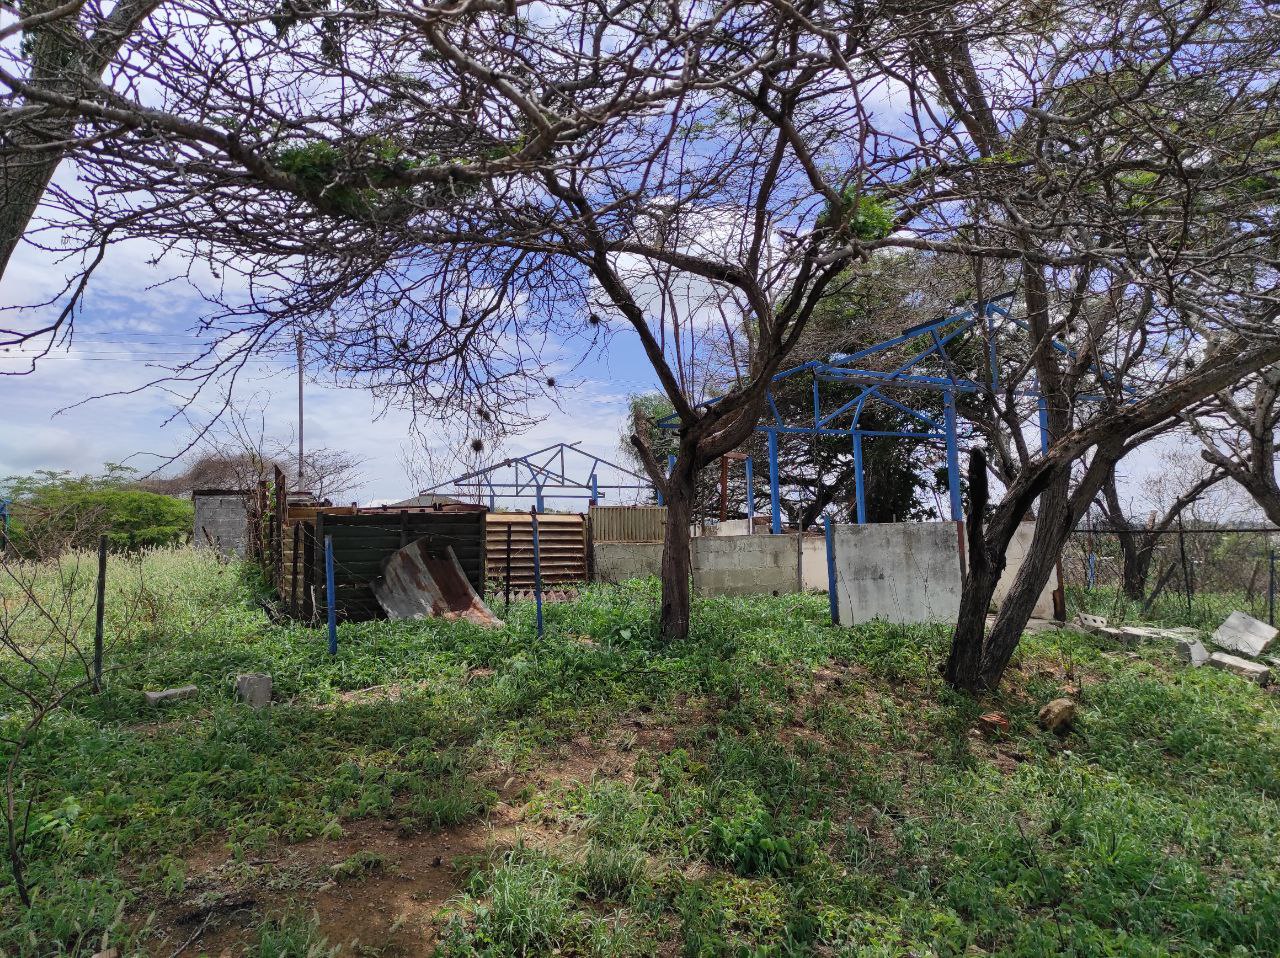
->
[0,235,664,506]
[1,222,1181,514]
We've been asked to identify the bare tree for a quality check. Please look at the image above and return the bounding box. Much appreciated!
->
[1095,451,1226,602]
[1185,369,1280,525]
[145,402,365,501]
[399,425,499,506]
[0,0,161,289]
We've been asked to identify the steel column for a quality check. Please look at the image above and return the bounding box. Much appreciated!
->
[853,432,866,524]
[745,456,755,533]
[943,388,962,521]
[823,514,837,624]
[767,431,781,534]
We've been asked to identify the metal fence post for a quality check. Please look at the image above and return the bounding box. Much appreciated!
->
[531,508,544,638]
[93,534,107,693]
[324,534,337,655]
[1269,548,1276,627]
[504,522,513,612]
[824,514,837,625]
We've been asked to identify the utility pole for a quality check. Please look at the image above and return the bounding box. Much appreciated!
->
[296,332,305,489]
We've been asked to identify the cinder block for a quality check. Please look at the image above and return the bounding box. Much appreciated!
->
[235,673,273,709]
[1212,611,1277,658]
[1174,638,1209,667]
[1208,652,1272,685]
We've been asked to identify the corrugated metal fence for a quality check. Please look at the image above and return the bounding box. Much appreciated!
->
[486,513,588,590]
[590,505,667,542]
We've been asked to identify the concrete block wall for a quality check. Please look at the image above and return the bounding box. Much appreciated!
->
[193,491,250,557]
[692,535,801,596]
[594,542,664,582]
[833,522,962,625]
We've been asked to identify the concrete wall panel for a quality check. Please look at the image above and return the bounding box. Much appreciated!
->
[692,535,801,596]
[800,537,829,592]
[833,522,962,625]
[594,542,664,582]
[995,521,1058,618]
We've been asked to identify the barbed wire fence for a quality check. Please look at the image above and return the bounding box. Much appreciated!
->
[1064,526,1279,629]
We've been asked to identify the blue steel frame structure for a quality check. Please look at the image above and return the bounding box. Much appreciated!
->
[430,296,1110,530]
[658,294,1047,533]
[425,441,654,511]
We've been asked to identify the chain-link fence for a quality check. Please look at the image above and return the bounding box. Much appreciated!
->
[1064,527,1280,630]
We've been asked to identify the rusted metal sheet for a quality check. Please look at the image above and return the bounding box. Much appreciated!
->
[589,505,667,542]
[373,541,503,627]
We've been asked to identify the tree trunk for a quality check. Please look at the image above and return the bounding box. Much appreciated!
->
[974,463,1074,688]
[1120,544,1153,601]
[945,449,1010,690]
[659,456,696,643]
[0,149,62,278]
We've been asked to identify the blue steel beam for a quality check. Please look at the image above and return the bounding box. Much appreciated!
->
[944,389,962,521]
[767,431,781,534]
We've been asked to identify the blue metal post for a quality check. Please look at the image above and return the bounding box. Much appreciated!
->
[943,389,962,521]
[1037,395,1050,455]
[744,456,755,533]
[767,431,781,534]
[590,473,599,506]
[531,509,544,638]
[1087,552,1097,590]
[823,513,837,624]
[853,432,866,524]
[1269,549,1275,627]
[535,484,545,513]
[324,534,337,655]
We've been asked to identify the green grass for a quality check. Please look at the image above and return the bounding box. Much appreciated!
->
[2,549,1279,956]
[1069,582,1274,632]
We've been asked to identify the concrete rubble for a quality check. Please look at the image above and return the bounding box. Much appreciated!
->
[1175,638,1210,667]
[143,685,198,706]
[1118,625,1169,642]
[235,673,273,709]
[1211,611,1277,659]
[1208,652,1272,685]
[1074,612,1109,633]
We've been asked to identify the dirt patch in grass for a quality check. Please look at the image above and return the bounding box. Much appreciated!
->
[140,810,540,956]
[137,713,689,956]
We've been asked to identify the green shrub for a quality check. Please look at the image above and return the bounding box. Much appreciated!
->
[2,466,191,555]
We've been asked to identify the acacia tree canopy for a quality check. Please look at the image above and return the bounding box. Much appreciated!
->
[2,0,1280,655]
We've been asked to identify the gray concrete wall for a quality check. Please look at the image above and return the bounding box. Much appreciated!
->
[800,537,829,592]
[193,491,249,557]
[594,541,664,582]
[702,519,752,537]
[692,534,801,596]
[995,521,1059,618]
[833,522,962,625]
